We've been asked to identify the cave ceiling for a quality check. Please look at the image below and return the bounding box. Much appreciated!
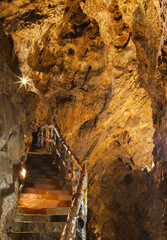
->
[0,0,163,169]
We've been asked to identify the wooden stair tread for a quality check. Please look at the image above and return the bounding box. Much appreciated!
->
[27,165,57,170]
[27,163,55,167]
[25,178,65,185]
[9,222,65,233]
[26,174,62,179]
[18,199,71,209]
[22,188,70,195]
[14,215,67,222]
[9,232,61,240]
[27,170,59,176]
[24,183,64,190]
[28,152,52,155]
[17,207,70,215]
[27,169,58,173]
[20,193,72,201]
[27,158,53,160]
[9,231,61,234]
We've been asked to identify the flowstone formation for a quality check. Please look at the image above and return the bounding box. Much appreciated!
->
[0,0,167,239]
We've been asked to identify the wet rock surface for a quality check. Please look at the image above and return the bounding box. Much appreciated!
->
[0,0,167,239]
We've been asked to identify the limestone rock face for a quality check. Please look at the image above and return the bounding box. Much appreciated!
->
[0,152,18,240]
[0,0,167,239]
[0,61,24,239]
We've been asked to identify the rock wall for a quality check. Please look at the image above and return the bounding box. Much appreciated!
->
[0,61,23,239]
[0,26,36,239]
[0,0,167,239]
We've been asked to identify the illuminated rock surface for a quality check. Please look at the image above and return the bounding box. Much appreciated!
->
[0,0,167,239]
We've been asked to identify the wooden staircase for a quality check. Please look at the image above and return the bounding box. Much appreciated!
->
[9,151,72,240]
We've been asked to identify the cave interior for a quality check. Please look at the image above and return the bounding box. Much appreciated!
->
[0,0,167,240]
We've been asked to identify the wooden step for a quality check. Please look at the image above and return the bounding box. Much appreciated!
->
[9,232,61,240]
[27,153,53,157]
[25,178,65,186]
[27,155,54,159]
[27,169,59,176]
[27,156,53,160]
[26,159,54,168]
[20,193,72,201]
[28,168,57,174]
[26,174,62,179]
[22,188,71,195]
[9,222,65,233]
[14,214,67,223]
[39,166,58,170]
[18,199,71,209]
[24,183,64,190]
[27,156,53,161]
[17,207,70,215]
[28,152,52,156]
[27,165,57,170]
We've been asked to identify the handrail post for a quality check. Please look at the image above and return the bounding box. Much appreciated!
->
[65,153,72,194]
[46,128,49,150]
[49,127,51,151]
[40,127,44,147]
[60,142,65,177]
[43,127,46,147]
[83,172,87,240]
[76,171,87,240]
[64,149,67,179]
[56,134,60,175]
[50,125,54,140]
[72,161,76,195]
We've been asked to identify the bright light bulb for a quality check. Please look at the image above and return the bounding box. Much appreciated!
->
[22,78,27,84]
[21,168,26,178]
[13,75,30,91]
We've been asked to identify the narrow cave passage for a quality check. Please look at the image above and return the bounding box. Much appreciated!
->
[0,0,167,240]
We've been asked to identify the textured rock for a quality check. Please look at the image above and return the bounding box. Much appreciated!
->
[0,152,18,240]
[0,95,22,239]
[0,45,27,239]
[0,0,167,239]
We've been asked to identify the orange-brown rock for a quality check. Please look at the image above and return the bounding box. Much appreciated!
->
[0,0,167,239]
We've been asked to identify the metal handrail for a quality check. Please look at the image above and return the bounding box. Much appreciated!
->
[38,125,87,240]
[61,166,87,240]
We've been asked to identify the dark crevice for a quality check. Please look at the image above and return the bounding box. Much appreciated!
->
[80,66,92,88]
[114,32,131,49]
[19,10,46,24]
[83,138,99,161]
[130,157,135,165]
[79,118,96,135]
[56,94,74,104]
[99,83,113,115]
[126,162,132,170]
[124,173,134,185]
